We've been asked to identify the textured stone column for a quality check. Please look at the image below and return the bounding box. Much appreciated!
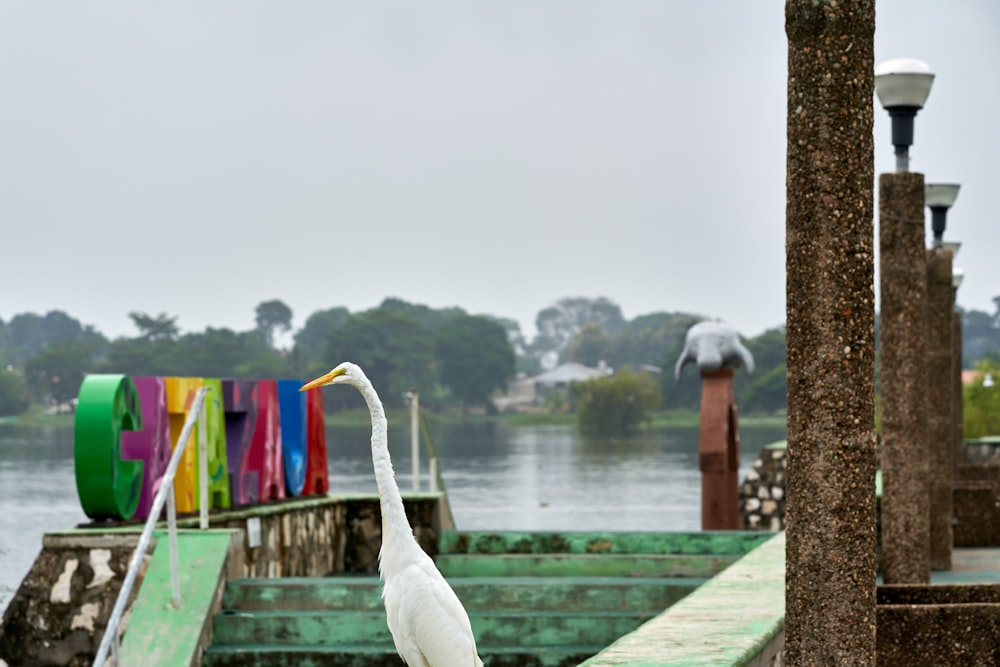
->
[927,247,954,570]
[698,368,740,530]
[878,173,930,584]
[785,1,877,664]
[953,311,965,472]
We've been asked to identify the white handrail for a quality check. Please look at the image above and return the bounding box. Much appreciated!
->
[93,386,209,667]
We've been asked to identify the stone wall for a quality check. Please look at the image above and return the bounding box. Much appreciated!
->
[0,534,149,667]
[740,445,787,531]
[877,584,1000,665]
[171,494,443,577]
[0,493,444,667]
[740,440,1000,536]
[965,440,1000,465]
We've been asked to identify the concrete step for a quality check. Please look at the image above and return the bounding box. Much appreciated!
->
[202,643,601,667]
[440,530,771,556]
[211,609,655,648]
[435,552,739,578]
[222,575,704,613]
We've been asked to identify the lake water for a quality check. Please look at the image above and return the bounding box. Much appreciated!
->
[0,419,785,612]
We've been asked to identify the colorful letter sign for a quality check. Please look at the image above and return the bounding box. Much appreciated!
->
[277,380,307,497]
[165,377,203,513]
[202,379,231,510]
[304,388,329,496]
[120,377,170,519]
[74,375,144,520]
[74,373,331,520]
[249,380,285,502]
[223,379,259,506]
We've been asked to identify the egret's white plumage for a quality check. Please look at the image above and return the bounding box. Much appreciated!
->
[301,362,483,667]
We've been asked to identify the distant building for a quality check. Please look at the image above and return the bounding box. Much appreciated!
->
[532,361,613,394]
[492,361,615,413]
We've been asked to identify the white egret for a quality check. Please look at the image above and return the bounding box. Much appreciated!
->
[300,362,483,667]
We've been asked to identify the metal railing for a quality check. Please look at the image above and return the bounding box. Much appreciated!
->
[405,389,455,530]
[93,386,210,667]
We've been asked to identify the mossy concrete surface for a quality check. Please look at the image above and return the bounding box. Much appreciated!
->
[222,575,704,613]
[440,530,771,556]
[579,531,785,666]
[117,529,243,667]
[203,530,759,666]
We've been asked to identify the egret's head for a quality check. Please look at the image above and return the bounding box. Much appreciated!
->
[299,362,361,392]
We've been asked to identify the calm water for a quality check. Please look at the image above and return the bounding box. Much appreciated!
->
[0,420,784,612]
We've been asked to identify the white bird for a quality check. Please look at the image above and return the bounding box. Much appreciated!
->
[301,362,484,667]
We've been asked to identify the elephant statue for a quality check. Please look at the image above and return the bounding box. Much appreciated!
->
[674,320,755,381]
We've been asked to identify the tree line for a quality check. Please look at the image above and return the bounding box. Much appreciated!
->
[2,295,1000,422]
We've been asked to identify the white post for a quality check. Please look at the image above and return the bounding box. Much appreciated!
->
[167,485,181,608]
[411,390,420,492]
[430,457,439,492]
[199,399,209,530]
[92,387,207,667]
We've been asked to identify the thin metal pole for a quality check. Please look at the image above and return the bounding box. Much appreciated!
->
[429,458,439,493]
[411,390,420,492]
[167,485,181,608]
[199,399,209,530]
[92,387,208,667]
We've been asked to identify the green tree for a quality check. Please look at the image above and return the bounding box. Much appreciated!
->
[255,299,293,348]
[964,359,1000,438]
[435,314,515,411]
[962,305,1000,367]
[660,333,703,411]
[573,370,661,436]
[609,312,703,370]
[565,323,612,367]
[0,368,31,416]
[24,341,96,407]
[532,297,626,367]
[293,306,350,370]
[102,337,181,376]
[736,328,787,413]
[325,307,434,408]
[378,297,465,332]
[3,310,104,368]
[129,312,180,341]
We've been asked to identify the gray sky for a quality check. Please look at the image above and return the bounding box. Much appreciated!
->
[2,2,998,344]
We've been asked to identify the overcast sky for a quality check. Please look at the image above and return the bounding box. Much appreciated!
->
[2,2,998,344]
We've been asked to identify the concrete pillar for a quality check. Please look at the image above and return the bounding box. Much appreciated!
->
[927,247,954,570]
[953,311,965,473]
[785,1,877,664]
[878,173,930,584]
[698,368,740,530]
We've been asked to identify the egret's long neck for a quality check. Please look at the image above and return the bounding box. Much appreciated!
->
[356,377,419,571]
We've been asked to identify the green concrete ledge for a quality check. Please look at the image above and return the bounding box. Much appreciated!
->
[118,529,244,667]
[580,531,786,667]
[441,531,772,556]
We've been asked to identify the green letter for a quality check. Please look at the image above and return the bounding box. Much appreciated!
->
[74,374,143,520]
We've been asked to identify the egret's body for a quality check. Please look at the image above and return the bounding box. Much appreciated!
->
[301,363,483,667]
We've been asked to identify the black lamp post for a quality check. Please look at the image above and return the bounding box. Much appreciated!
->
[875,58,935,172]
[926,183,961,247]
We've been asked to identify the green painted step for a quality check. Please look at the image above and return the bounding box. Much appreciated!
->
[223,575,705,613]
[212,609,654,647]
[436,553,739,578]
[440,530,772,555]
[202,643,601,667]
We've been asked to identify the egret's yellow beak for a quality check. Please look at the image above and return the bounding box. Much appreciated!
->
[299,367,346,392]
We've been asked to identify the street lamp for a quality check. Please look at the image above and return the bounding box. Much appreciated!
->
[952,267,964,290]
[926,183,961,247]
[943,241,961,258]
[875,58,935,172]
